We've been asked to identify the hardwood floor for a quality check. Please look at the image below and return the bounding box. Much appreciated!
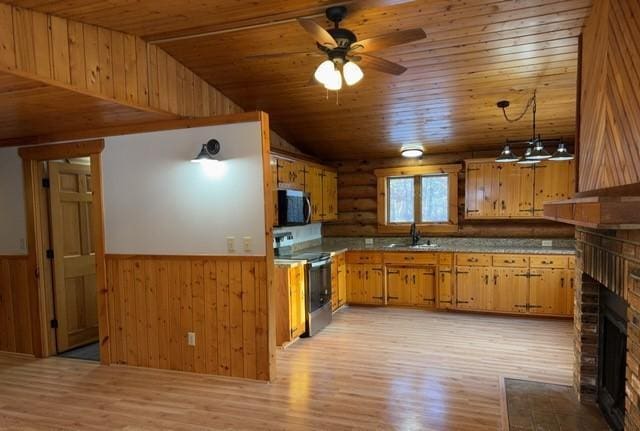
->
[0,306,573,430]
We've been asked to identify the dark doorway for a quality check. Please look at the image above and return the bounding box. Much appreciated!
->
[598,287,627,431]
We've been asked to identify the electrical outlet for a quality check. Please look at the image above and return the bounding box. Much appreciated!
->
[187,332,196,346]
[364,238,374,246]
[243,236,252,252]
[542,240,553,247]
[226,236,235,253]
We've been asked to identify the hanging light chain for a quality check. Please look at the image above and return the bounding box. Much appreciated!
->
[501,90,537,123]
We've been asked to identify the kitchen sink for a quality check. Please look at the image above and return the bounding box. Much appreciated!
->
[384,243,438,249]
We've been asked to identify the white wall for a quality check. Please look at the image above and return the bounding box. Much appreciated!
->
[102,121,266,255]
[0,147,27,255]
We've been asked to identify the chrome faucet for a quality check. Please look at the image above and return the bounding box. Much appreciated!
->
[410,223,421,246]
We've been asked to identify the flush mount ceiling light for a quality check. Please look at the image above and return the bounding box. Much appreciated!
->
[401,145,424,158]
[496,90,572,164]
[191,139,221,163]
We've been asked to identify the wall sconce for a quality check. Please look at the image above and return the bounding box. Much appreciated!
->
[191,139,221,164]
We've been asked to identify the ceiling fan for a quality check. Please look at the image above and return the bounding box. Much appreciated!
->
[248,3,426,91]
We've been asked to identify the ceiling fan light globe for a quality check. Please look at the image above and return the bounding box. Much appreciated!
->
[324,68,343,91]
[343,61,364,86]
[314,60,335,85]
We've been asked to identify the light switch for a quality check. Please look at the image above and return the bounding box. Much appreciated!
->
[243,236,252,252]
[187,332,196,346]
[226,236,235,253]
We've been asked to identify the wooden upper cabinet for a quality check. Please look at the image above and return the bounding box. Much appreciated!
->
[465,158,572,219]
[277,159,305,190]
[305,165,324,222]
[533,160,575,216]
[322,170,338,221]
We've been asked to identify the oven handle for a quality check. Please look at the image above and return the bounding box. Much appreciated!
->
[304,195,312,224]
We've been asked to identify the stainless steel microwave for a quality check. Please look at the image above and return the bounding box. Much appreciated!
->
[277,189,311,226]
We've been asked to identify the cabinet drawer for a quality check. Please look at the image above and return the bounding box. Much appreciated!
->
[455,253,491,266]
[530,255,569,269]
[438,253,453,266]
[346,252,382,264]
[384,252,437,265]
[492,254,529,268]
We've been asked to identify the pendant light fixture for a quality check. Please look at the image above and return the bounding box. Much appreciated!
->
[496,90,572,164]
[495,143,520,163]
[549,140,574,161]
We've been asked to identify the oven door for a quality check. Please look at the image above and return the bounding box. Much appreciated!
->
[308,260,331,312]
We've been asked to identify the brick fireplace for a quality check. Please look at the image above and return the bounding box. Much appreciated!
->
[574,228,640,430]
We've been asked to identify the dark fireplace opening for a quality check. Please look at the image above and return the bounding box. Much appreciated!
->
[598,287,627,431]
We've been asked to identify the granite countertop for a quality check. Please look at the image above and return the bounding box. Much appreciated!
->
[292,238,576,256]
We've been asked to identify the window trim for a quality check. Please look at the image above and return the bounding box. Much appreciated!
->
[374,164,461,234]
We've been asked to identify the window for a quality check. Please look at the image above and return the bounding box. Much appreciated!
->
[375,164,461,233]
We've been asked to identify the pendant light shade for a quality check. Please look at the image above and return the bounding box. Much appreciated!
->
[324,68,343,91]
[516,146,540,165]
[549,142,574,161]
[495,144,519,163]
[314,60,335,85]
[527,137,552,160]
[343,61,364,86]
[401,145,424,158]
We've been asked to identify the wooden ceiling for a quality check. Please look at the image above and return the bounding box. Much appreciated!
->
[4,0,591,159]
[0,71,174,145]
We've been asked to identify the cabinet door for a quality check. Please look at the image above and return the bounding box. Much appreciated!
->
[412,267,436,307]
[305,165,324,222]
[322,170,338,221]
[437,267,454,308]
[466,162,500,218]
[533,160,575,216]
[331,258,339,311]
[455,266,490,310]
[338,255,347,307]
[386,267,412,305]
[491,268,529,313]
[363,265,385,304]
[277,159,293,187]
[289,266,306,339]
[499,163,535,217]
[528,268,565,314]
[291,160,306,190]
[346,263,364,304]
[562,269,575,316]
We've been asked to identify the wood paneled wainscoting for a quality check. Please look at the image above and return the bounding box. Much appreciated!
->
[0,255,32,355]
[105,254,271,380]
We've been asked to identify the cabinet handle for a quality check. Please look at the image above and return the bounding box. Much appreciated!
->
[404,256,415,261]
[413,274,416,284]
[493,201,497,210]
[468,258,478,262]
[441,273,445,282]
[541,260,553,265]
[365,271,369,280]
[493,274,498,285]
[484,274,489,284]
[504,259,515,264]
[560,277,565,288]
[570,278,574,289]
[501,200,506,210]
[404,274,409,284]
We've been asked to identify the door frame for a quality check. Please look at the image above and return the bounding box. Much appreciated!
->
[19,139,109,364]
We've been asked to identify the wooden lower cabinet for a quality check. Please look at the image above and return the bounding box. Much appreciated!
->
[455,266,491,310]
[347,263,384,304]
[386,266,436,307]
[491,267,529,313]
[331,253,347,311]
[275,263,306,346]
[528,268,567,315]
[438,267,454,308]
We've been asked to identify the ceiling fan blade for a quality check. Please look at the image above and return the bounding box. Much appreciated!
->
[297,18,338,48]
[353,53,407,75]
[351,28,426,53]
[244,51,321,60]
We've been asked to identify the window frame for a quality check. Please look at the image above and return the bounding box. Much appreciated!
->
[374,164,461,234]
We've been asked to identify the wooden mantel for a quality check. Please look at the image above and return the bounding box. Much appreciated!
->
[544,196,640,229]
